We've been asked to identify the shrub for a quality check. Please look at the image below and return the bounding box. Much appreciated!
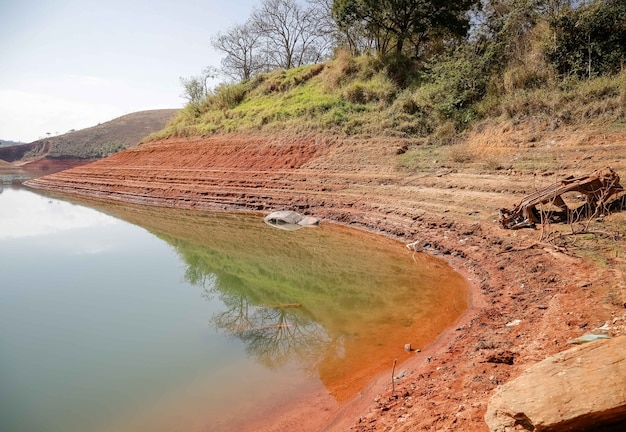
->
[209,83,248,110]
[341,74,397,105]
[381,53,419,87]
[503,65,549,93]
[392,91,420,115]
[435,121,457,144]
[448,145,473,163]
[548,0,626,79]
[342,83,366,103]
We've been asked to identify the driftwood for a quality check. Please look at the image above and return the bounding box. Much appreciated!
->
[499,167,623,229]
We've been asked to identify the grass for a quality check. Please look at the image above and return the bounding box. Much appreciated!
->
[148,58,426,140]
[147,55,626,154]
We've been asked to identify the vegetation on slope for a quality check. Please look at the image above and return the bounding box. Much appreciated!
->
[150,0,625,144]
[150,53,625,143]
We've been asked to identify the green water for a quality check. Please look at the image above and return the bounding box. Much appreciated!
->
[0,186,468,432]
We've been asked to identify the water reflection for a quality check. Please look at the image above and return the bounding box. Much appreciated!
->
[179,240,330,371]
[0,188,117,240]
[1,183,468,431]
[214,297,328,370]
[88,201,468,401]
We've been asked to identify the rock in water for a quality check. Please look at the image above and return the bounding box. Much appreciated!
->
[264,210,320,230]
[485,336,626,431]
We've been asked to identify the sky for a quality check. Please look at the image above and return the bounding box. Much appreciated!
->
[0,0,258,142]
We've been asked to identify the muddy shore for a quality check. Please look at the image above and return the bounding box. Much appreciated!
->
[25,131,626,431]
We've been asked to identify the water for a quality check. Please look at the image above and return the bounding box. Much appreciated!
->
[0,183,468,432]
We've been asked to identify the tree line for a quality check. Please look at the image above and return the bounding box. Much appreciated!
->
[181,0,626,104]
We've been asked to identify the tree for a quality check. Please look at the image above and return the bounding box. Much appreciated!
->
[538,0,574,19]
[548,0,626,78]
[251,0,332,70]
[212,21,264,81]
[307,0,365,53]
[180,66,219,105]
[472,0,542,68]
[332,0,478,58]
[209,0,335,81]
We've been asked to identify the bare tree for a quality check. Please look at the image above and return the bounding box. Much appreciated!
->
[212,21,264,81]
[209,0,335,81]
[251,0,332,70]
[306,0,342,53]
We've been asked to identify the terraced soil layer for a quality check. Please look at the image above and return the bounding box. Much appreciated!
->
[25,132,626,431]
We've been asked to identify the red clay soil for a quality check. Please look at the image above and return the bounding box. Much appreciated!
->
[25,132,626,431]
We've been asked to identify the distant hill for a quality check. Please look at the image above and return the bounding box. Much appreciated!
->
[0,142,38,163]
[0,140,25,147]
[1,109,177,163]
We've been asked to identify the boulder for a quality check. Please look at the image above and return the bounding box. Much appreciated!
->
[485,336,626,431]
[263,210,320,231]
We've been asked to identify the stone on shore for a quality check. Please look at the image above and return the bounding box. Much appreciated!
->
[485,336,626,432]
[264,210,320,230]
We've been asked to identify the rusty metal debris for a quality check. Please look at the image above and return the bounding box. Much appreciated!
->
[499,167,624,229]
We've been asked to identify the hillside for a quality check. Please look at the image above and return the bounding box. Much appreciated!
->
[0,142,39,163]
[16,109,177,163]
[149,55,626,147]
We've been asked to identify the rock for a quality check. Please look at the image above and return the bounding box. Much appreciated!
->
[394,370,408,380]
[567,333,611,345]
[595,322,612,333]
[264,210,320,230]
[485,336,626,432]
[485,351,516,365]
[505,319,522,327]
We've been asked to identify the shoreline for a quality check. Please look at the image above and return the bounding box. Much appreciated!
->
[323,248,485,432]
[23,133,626,431]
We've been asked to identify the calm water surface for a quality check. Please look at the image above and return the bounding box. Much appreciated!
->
[0,181,468,432]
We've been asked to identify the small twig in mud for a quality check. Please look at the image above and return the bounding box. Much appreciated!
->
[557,230,620,240]
[406,240,423,252]
[406,240,423,263]
[496,243,542,255]
[496,242,575,257]
[391,359,397,396]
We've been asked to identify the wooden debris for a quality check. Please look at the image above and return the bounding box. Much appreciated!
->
[499,167,623,229]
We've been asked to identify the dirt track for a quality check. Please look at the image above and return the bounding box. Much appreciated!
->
[25,129,626,431]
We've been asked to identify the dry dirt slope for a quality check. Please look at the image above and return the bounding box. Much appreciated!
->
[25,125,626,431]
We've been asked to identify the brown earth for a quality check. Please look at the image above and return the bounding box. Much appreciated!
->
[25,125,626,431]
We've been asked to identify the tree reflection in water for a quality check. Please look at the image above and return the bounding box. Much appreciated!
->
[92,207,467,402]
[204,280,331,371]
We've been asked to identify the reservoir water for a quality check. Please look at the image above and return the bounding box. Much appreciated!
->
[0,178,468,432]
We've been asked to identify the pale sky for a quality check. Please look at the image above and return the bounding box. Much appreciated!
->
[0,0,258,142]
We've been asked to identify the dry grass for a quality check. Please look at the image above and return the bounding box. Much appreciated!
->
[148,51,626,155]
